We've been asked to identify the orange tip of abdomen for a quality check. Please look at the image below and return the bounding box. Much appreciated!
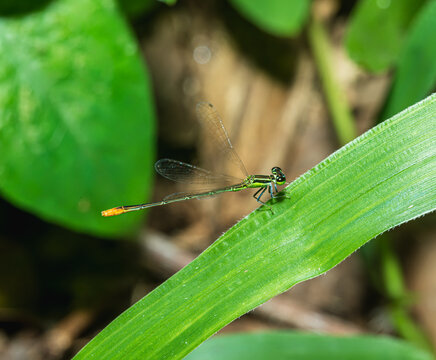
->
[101,207,125,217]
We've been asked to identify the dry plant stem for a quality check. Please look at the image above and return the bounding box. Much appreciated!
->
[43,310,94,358]
[256,295,364,335]
[140,230,364,334]
[307,15,430,350]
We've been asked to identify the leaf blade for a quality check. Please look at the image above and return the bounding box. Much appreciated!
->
[187,332,434,360]
[0,0,155,236]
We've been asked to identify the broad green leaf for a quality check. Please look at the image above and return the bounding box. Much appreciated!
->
[229,0,310,37]
[0,0,155,236]
[187,332,434,360]
[73,94,436,359]
[345,0,426,72]
[381,0,436,119]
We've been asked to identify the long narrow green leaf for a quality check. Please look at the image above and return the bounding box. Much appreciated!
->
[74,94,436,359]
[186,332,433,360]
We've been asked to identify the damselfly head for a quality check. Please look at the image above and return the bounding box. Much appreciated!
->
[271,167,286,185]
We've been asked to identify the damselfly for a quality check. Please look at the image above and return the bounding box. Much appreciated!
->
[102,102,286,216]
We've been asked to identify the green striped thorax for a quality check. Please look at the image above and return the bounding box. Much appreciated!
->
[244,167,286,188]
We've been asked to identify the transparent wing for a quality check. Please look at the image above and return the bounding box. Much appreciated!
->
[196,102,248,179]
[155,158,243,187]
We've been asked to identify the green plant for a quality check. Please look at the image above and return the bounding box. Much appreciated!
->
[186,332,433,360]
[2,1,435,358]
[73,94,436,359]
[230,0,436,351]
[345,0,427,73]
[0,0,155,236]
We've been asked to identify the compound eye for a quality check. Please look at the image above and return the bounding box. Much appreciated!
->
[278,174,286,183]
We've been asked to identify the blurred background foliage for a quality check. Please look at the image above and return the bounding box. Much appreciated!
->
[187,332,434,360]
[0,0,155,237]
[0,0,435,359]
